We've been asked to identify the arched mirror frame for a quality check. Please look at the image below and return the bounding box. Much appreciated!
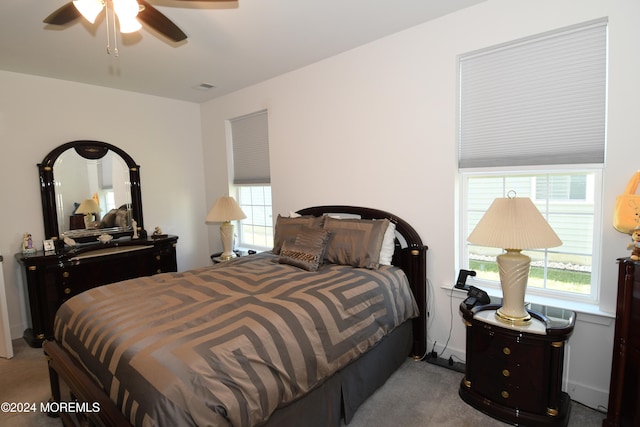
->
[39,140,144,241]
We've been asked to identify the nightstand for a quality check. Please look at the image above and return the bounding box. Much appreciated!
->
[459,302,576,426]
[210,250,253,264]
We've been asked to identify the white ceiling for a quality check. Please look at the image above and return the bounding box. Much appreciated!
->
[0,0,484,103]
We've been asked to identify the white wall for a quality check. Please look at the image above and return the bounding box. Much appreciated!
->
[200,0,640,411]
[0,70,210,340]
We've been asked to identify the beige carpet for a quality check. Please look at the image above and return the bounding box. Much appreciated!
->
[0,338,606,426]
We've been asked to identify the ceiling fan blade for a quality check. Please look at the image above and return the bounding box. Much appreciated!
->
[138,0,188,42]
[43,2,82,25]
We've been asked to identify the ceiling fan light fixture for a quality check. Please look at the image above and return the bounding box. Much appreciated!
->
[113,0,142,33]
[117,16,142,33]
[73,0,105,24]
[112,0,140,19]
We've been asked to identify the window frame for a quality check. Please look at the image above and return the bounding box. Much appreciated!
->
[227,109,272,252]
[234,184,273,251]
[459,165,603,305]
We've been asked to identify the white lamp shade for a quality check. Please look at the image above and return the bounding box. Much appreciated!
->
[75,198,101,214]
[112,0,141,32]
[468,196,561,250]
[112,0,139,17]
[117,16,142,33]
[73,0,104,24]
[205,196,247,223]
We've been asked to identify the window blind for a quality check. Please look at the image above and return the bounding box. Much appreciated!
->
[458,20,607,169]
[231,109,270,184]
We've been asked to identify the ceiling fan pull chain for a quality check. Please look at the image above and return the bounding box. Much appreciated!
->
[112,3,119,57]
[105,2,111,55]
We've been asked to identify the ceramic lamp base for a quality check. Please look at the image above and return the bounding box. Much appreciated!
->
[219,221,236,261]
[495,249,532,325]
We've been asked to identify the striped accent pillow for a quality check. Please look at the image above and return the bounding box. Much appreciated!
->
[278,228,331,271]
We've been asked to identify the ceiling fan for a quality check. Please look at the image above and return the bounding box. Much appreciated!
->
[44,0,234,43]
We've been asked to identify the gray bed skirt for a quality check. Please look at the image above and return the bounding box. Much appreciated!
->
[262,320,413,427]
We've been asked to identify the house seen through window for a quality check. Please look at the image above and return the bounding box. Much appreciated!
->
[463,170,599,300]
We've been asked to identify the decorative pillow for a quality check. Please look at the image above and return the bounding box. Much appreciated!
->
[114,209,129,227]
[100,209,118,228]
[278,228,331,271]
[273,214,325,255]
[323,217,390,269]
[378,221,397,266]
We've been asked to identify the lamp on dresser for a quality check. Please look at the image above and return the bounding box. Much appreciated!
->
[467,191,562,325]
[75,198,101,229]
[206,196,246,261]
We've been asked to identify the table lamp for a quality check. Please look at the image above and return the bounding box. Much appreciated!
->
[467,191,562,325]
[205,196,247,261]
[75,198,101,229]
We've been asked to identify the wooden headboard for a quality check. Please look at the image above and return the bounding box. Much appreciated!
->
[296,205,428,358]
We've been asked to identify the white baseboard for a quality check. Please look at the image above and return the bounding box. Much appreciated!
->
[566,379,609,413]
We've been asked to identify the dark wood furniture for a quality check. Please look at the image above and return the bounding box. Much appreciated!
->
[39,140,144,242]
[16,235,178,348]
[603,258,640,427]
[42,205,427,427]
[459,302,576,426]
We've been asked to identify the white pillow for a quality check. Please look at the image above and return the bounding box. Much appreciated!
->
[378,222,396,266]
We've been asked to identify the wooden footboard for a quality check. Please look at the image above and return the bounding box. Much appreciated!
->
[43,339,130,427]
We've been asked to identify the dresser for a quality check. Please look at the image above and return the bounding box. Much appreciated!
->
[459,302,575,426]
[16,235,178,347]
[603,258,640,427]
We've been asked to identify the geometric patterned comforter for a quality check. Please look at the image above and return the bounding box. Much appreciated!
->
[54,252,418,427]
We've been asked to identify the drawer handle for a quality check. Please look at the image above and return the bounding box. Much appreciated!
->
[501,390,510,399]
[502,369,510,377]
[64,288,71,294]
[62,272,70,278]
[156,255,161,261]
[157,269,162,274]
[503,347,511,355]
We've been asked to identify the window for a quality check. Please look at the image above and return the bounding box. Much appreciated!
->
[236,185,273,249]
[462,169,601,300]
[458,20,607,303]
[229,110,273,250]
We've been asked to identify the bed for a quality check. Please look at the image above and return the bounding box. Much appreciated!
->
[43,205,428,427]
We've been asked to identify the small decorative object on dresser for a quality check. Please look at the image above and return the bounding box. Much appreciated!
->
[152,226,167,239]
[603,258,640,427]
[613,171,640,234]
[21,233,36,254]
[627,227,640,261]
[97,233,113,244]
[43,239,55,252]
[131,219,139,239]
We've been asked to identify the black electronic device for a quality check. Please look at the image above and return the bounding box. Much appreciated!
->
[463,285,490,309]
[455,269,476,290]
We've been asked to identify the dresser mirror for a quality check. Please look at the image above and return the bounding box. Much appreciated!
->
[39,141,144,243]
